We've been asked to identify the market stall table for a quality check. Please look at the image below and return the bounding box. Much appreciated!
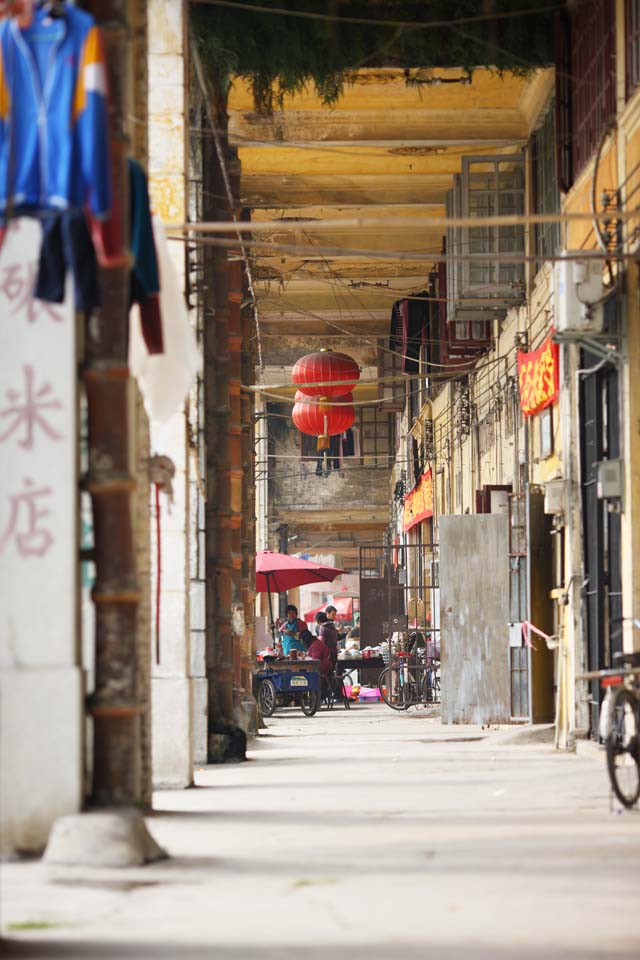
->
[336,656,385,688]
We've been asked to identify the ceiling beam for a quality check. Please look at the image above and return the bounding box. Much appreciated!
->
[253,258,435,280]
[238,143,513,176]
[229,106,526,145]
[241,173,452,207]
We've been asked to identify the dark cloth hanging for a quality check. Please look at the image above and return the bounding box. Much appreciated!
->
[405,293,429,373]
[389,299,404,352]
[34,209,100,315]
[389,295,429,374]
[129,159,163,355]
[341,428,355,458]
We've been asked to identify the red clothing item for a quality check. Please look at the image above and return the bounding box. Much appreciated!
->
[307,637,331,676]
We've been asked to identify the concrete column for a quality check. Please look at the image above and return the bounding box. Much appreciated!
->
[147,0,195,788]
[621,261,640,651]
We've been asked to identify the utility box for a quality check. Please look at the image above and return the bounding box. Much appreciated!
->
[596,459,624,499]
[554,255,603,334]
[544,478,566,514]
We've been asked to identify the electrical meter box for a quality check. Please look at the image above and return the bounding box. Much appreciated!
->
[554,255,603,334]
[596,459,624,499]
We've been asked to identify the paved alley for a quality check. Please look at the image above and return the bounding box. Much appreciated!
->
[2,705,639,959]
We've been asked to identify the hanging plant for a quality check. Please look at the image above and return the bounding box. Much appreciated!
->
[191,0,555,114]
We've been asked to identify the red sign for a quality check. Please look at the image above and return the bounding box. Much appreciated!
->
[517,335,559,417]
[403,469,433,532]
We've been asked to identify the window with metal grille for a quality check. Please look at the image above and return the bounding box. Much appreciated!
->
[461,154,526,301]
[572,0,616,178]
[300,409,393,467]
[626,0,640,96]
[361,407,393,467]
[532,101,561,262]
[377,339,405,411]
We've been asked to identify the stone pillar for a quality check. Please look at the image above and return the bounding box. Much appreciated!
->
[147,0,194,788]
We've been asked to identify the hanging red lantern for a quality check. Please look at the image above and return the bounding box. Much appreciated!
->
[292,350,360,398]
[292,391,355,437]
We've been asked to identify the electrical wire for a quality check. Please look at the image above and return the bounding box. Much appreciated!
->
[169,231,636,264]
[191,39,265,370]
[190,0,568,32]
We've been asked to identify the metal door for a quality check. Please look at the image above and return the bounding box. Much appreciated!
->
[579,297,622,736]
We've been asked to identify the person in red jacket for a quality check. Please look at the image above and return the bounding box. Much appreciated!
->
[306,633,332,677]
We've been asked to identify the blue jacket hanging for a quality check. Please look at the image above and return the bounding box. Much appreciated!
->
[0,4,112,220]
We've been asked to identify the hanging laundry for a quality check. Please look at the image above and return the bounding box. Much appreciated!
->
[129,158,163,355]
[0,4,112,220]
[34,207,99,314]
[389,294,428,374]
[128,217,199,424]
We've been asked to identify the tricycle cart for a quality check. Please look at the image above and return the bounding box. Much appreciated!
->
[254,658,321,717]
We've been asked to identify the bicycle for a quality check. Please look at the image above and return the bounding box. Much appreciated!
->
[604,650,640,808]
[578,631,640,808]
[378,653,440,711]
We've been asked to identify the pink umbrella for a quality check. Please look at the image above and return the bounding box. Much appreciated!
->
[303,597,354,623]
[255,550,346,641]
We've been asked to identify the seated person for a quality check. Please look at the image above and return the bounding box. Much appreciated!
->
[299,628,314,652]
[306,632,332,676]
[279,604,306,657]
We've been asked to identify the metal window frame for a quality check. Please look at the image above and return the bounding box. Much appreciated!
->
[572,0,616,177]
[626,0,640,97]
[460,153,526,302]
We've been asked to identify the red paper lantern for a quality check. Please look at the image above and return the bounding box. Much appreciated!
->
[292,350,360,398]
[292,391,355,437]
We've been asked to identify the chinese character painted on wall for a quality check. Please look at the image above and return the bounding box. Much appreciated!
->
[0,364,63,449]
[0,261,64,323]
[0,478,54,556]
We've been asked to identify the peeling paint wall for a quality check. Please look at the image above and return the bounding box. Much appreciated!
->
[440,514,511,725]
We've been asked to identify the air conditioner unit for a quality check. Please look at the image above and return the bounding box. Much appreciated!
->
[554,255,603,335]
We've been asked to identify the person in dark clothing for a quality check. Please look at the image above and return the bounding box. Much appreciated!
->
[315,611,339,669]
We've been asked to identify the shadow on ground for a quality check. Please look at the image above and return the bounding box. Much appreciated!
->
[1,939,634,959]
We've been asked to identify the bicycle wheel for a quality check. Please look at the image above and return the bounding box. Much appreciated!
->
[300,689,320,716]
[379,667,416,710]
[419,669,435,705]
[379,667,403,710]
[257,678,277,717]
[606,688,640,808]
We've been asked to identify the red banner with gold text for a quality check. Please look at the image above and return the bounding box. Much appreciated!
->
[403,469,433,532]
[517,335,559,417]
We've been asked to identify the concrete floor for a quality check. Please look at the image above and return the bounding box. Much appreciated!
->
[2,704,639,959]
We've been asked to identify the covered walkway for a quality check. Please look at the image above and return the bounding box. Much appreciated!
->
[2,707,638,958]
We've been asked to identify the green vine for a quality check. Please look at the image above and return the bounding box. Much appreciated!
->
[191,0,557,113]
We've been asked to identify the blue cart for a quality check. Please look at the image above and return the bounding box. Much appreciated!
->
[255,658,321,717]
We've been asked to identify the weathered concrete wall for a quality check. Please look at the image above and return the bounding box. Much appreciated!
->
[440,514,511,724]
[269,412,388,514]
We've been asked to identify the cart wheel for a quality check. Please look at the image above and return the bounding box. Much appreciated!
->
[258,678,277,717]
[300,690,319,717]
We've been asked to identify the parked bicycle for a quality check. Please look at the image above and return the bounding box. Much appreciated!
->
[379,652,440,711]
[603,650,640,807]
[579,623,640,808]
